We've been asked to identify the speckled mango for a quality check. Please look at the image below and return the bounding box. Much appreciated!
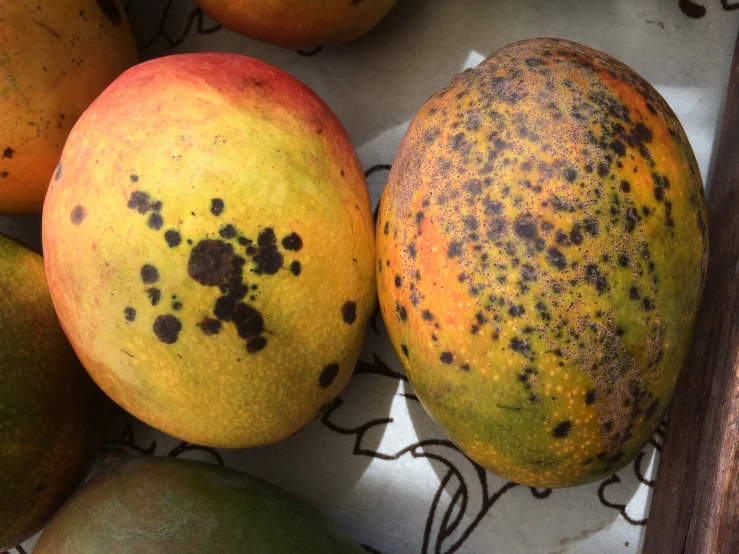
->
[376,39,708,488]
[194,0,398,50]
[0,234,103,551]
[42,53,375,448]
[0,0,137,214]
[35,455,366,553]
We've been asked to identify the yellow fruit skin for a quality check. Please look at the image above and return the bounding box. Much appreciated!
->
[376,39,708,488]
[0,234,102,551]
[0,0,137,214]
[43,53,376,449]
[194,0,398,49]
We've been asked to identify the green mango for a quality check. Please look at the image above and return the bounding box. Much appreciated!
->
[0,234,102,550]
[34,455,366,553]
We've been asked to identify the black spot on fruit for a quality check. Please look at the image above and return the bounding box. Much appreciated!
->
[422,310,434,321]
[341,299,358,325]
[508,304,525,317]
[153,314,181,344]
[70,205,86,224]
[401,344,409,357]
[146,287,161,306]
[246,336,267,353]
[553,421,571,438]
[2,147,14,159]
[141,264,159,284]
[563,168,577,182]
[188,239,234,286]
[219,224,237,239]
[585,264,608,293]
[172,301,183,311]
[164,229,181,248]
[448,241,463,257]
[585,390,596,405]
[200,317,221,336]
[618,254,630,267]
[231,303,264,338]
[148,213,163,230]
[510,337,530,356]
[124,307,136,322]
[546,247,567,270]
[251,228,283,275]
[620,180,631,193]
[440,352,454,364]
[514,215,538,240]
[319,363,339,388]
[282,233,303,251]
[128,191,150,214]
[290,261,301,276]
[210,198,224,216]
[96,0,122,26]
[214,296,236,320]
[569,225,583,245]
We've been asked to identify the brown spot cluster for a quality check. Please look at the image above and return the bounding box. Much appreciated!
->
[123,191,347,387]
[377,38,707,483]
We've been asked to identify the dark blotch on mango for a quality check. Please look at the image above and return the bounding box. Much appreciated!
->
[70,205,86,224]
[140,264,159,284]
[188,240,234,286]
[342,301,357,324]
[153,314,181,345]
[319,363,339,388]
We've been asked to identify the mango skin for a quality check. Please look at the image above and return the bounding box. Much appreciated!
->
[194,0,398,49]
[376,39,708,488]
[0,0,137,214]
[43,53,376,449]
[35,455,366,553]
[0,234,103,551]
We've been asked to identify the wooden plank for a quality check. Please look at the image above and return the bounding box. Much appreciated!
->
[642,28,739,554]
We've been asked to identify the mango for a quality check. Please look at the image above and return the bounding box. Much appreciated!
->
[376,39,708,488]
[0,0,137,214]
[34,454,366,553]
[42,53,375,449]
[0,234,102,550]
[194,0,398,49]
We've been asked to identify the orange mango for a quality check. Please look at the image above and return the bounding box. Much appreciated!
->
[0,0,137,213]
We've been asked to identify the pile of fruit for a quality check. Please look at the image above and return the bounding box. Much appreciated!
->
[0,0,708,551]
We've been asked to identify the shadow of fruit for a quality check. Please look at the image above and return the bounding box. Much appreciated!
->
[0,234,103,551]
[376,38,708,488]
[42,53,376,449]
[0,0,137,214]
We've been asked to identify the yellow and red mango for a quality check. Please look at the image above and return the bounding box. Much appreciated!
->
[376,39,708,488]
[0,0,137,214]
[194,0,398,50]
[43,53,375,449]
